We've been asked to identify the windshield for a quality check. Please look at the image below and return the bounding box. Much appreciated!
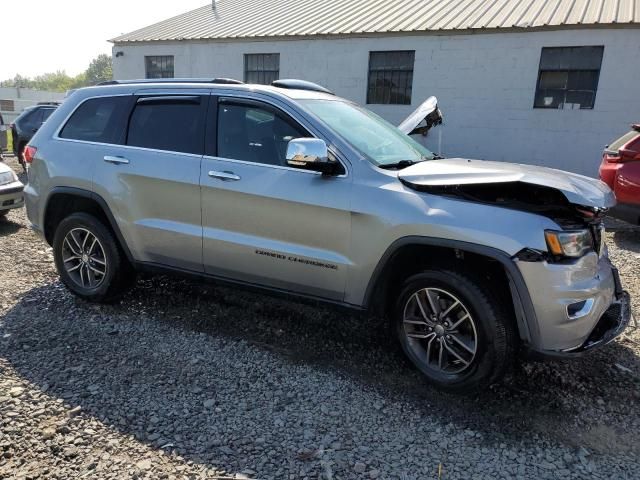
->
[300,99,436,167]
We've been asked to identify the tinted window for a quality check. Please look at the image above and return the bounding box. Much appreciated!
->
[27,109,44,128]
[127,97,204,154]
[60,96,130,144]
[534,46,604,109]
[42,108,55,121]
[217,102,308,166]
[367,51,415,105]
[608,130,640,153]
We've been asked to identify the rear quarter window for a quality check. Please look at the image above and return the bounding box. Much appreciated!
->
[59,96,131,144]
[607,129,640,153]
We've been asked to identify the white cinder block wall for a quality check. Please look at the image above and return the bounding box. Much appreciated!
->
[113,28,640,177]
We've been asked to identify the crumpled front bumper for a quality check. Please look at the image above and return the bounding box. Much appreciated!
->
[516,251,633,357]
[554,289,632,356]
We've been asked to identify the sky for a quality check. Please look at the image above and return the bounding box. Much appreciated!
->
[2,0,208,79]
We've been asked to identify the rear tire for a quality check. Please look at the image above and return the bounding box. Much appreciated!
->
[52,212,136,303]
[394,269,516,393]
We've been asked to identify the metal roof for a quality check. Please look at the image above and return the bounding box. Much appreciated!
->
[111,0,640,43]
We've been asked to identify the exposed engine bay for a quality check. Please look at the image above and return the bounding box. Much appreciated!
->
[405,180,605,228]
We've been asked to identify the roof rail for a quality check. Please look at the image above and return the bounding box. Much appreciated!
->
[36,101,61,106]
[96,78,245,86]
[271,79,333,95]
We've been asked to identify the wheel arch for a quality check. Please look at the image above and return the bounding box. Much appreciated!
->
[363,236,539,345]
[43,187,134,264]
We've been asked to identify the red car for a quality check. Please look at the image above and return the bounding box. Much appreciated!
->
[599,124,640,225]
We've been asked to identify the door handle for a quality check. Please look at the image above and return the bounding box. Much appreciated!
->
[208,170,241,181]
[104,155,130,165]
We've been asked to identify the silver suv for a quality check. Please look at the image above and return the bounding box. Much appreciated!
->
[24,79,631,392]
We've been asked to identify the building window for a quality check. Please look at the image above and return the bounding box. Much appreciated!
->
[145,56,174,79]
[0,100,15,111]
[244,54,280,85]
[367,51,415,105]
[534,46,604,110]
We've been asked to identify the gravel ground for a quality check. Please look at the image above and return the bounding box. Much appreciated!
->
[1,155,639,479]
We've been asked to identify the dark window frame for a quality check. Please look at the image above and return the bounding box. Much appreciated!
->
[145,55,175,79]
[243,53,280,85]
[367,51,415,105]
[534,46,604,110]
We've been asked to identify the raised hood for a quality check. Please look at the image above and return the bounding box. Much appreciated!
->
[398,158,615,209]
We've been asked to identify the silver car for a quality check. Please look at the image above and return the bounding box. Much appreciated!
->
[0,161,24,218]
[23,79,631,392]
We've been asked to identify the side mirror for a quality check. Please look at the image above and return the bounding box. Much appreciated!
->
[286,138,337,175]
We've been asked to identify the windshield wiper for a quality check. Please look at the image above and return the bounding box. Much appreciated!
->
[378,157,434,170]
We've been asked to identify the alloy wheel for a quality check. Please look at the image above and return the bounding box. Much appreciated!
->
[61,228,108,289]
[402,287,478,374]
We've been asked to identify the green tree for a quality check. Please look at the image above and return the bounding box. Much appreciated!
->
[0,53,113,91]
[85,54,113,85]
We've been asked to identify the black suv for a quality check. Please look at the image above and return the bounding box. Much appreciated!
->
[11,102,59,169]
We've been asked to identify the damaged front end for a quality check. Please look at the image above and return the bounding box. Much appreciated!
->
[407,180,607,258]
[398,158,615,260]
[393,99,632,355]
[398,157,632,354]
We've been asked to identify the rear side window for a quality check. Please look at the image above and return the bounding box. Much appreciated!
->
[42,108,55,122]
[127,97,205,155]
[60,96,130,144]
[607,129,640,153]
[27,109,44,128]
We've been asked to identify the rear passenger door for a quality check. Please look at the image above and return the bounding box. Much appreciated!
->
[91,91,208,271]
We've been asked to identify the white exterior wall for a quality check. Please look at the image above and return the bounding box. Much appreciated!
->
[0,87,65,123]
[113,28,640,177]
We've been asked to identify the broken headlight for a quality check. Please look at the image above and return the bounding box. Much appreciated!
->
[544,230,592,258]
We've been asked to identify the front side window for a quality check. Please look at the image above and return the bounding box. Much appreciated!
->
[244,54,280,85]
[127,97,204,154]
[60,96,130,143]
[217,101,308,165]
[534,46,604,110]
[301,99,434,167]
[367,51,415,105]
[145,55,174,79]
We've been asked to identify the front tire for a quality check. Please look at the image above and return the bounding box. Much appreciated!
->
[53,213,135,302]
[394,269,516,393]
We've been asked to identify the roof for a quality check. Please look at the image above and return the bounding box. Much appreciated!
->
[111,0,640,43]
[76,81,337,102]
